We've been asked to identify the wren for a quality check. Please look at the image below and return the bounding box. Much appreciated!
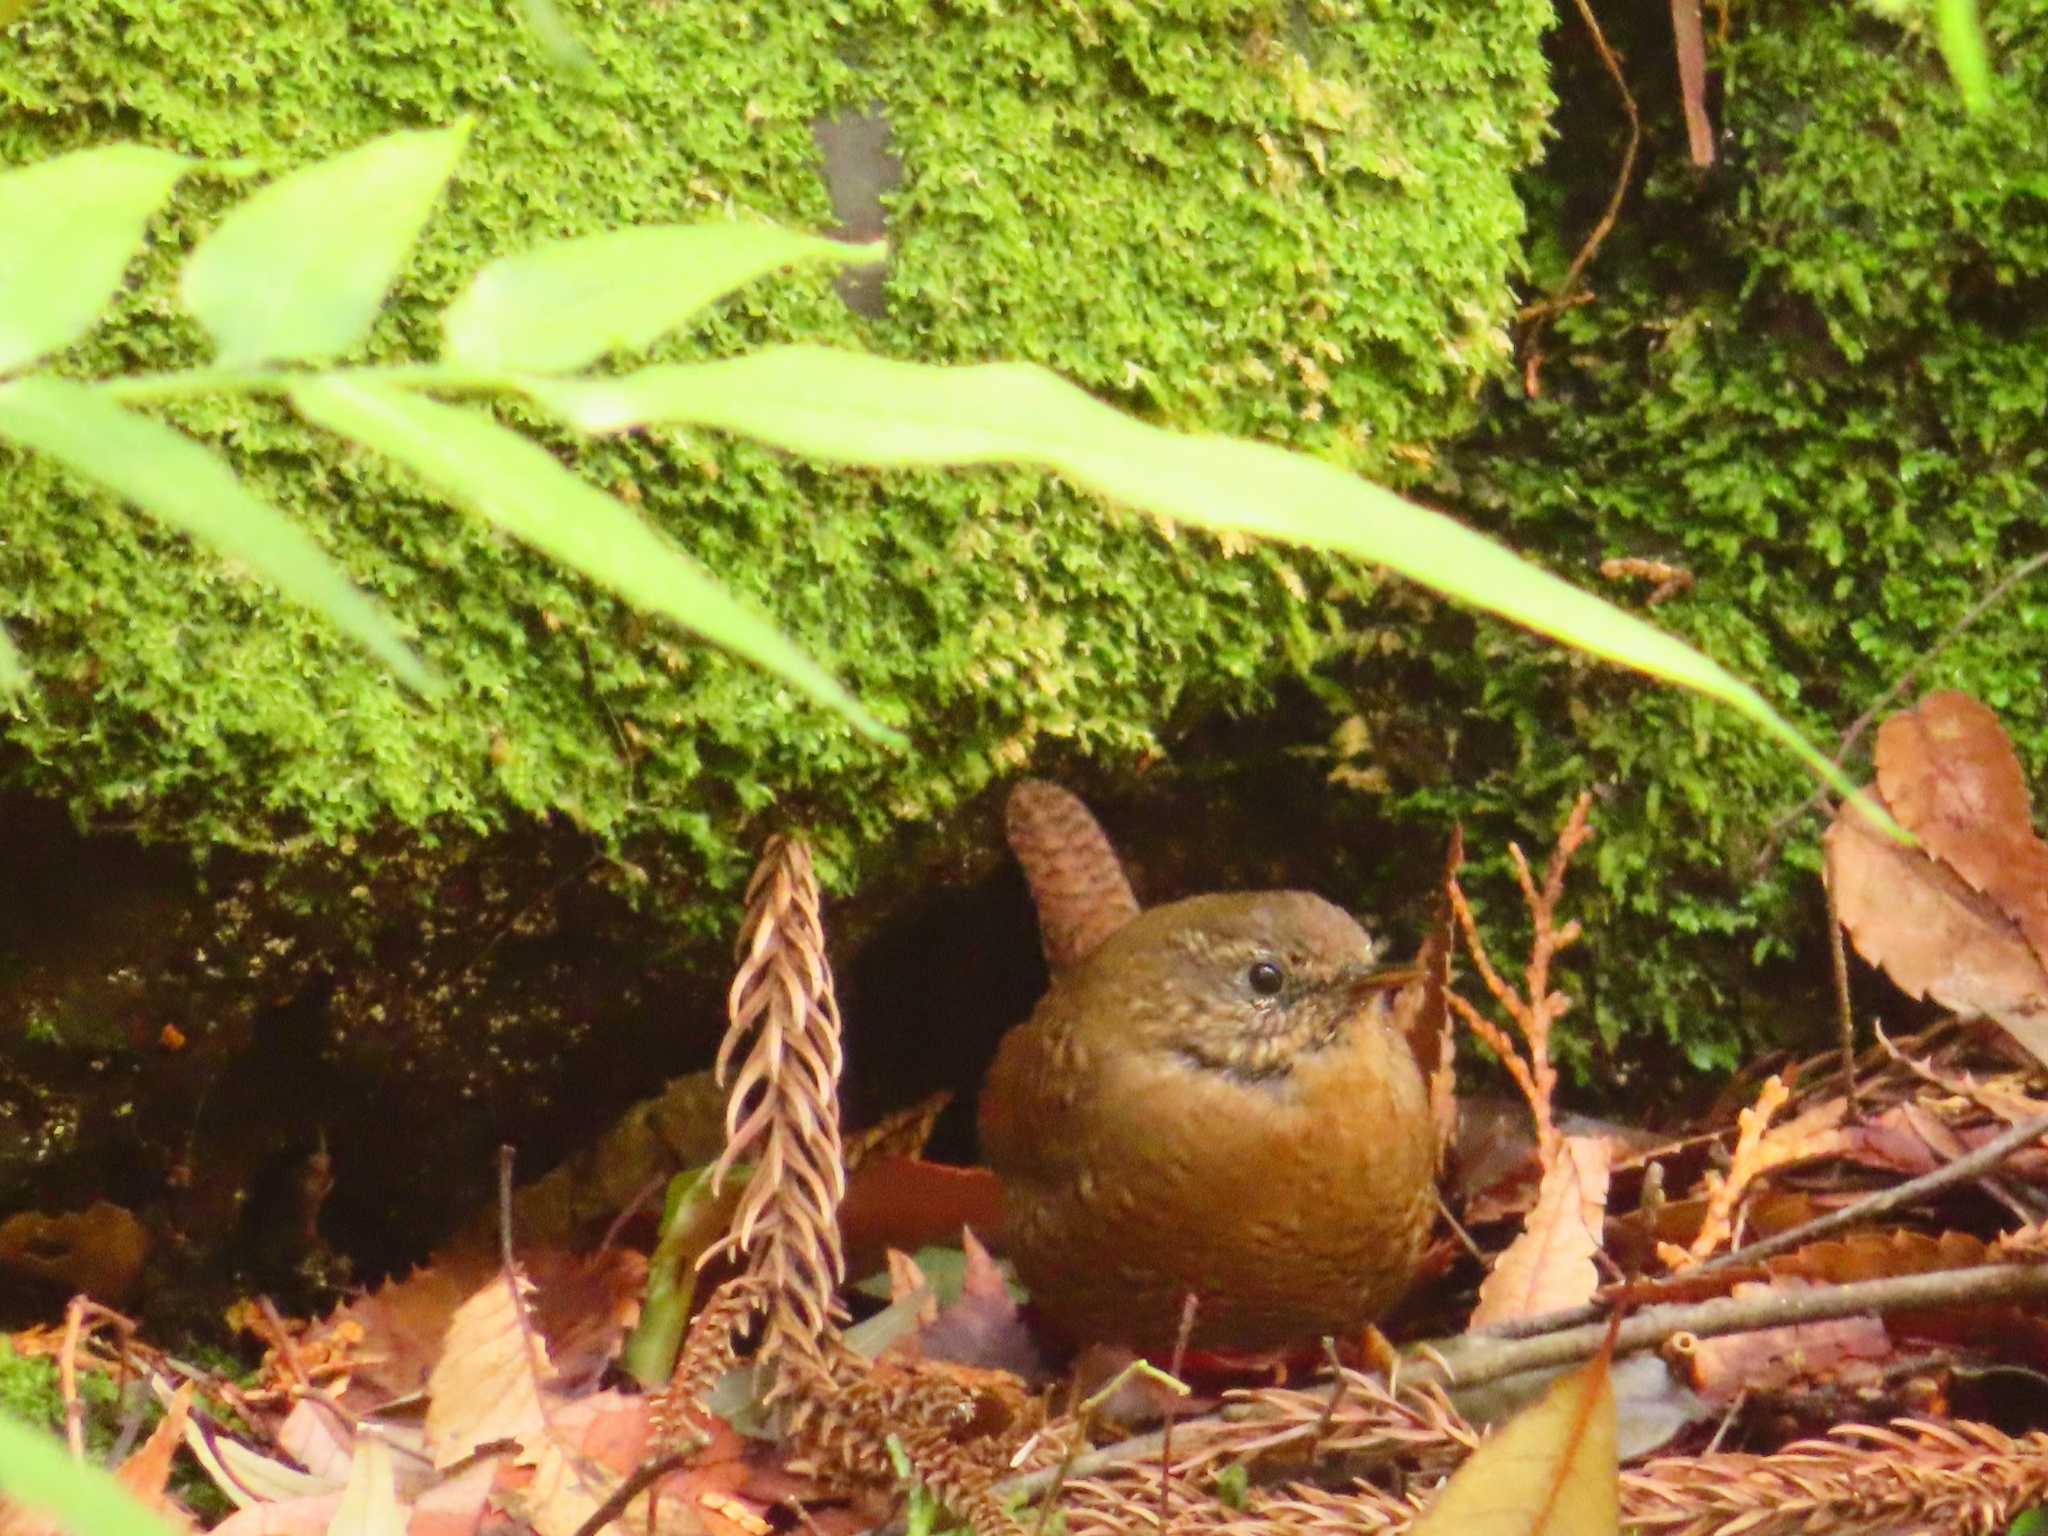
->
[980,842,1439,1353]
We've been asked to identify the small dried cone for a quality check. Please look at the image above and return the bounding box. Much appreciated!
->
[1006,781,1141,970]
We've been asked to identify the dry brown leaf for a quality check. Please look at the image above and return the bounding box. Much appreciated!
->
[840,1155,1005,1279]
[403,1458,499,1536]
[1005,780,1141,970]
[1409,1344,1618,1535]
[276,1401,356,1490]
[708,836,851,1407]
[116,1383,195,1523]
[210,1495,345,1536]
[1827,797,2048,1061]
[1877,690,2048,965]
[423,1273,556,1469]
[1471,1136,1611,1328]
[1769,1229,1991,1285]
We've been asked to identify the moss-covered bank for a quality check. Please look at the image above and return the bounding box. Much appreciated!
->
[1432,0,2048,1072]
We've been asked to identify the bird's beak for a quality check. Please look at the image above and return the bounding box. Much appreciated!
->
[1338,964,1426,1003]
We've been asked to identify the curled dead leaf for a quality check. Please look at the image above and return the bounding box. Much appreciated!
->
[1827,797,2048,1064]
[1875,691,2048,965]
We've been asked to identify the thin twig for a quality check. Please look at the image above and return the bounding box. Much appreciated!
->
[1479,1105,2048,1341]
[993,1261,2048,1502]
[565,1451,694,1536]
[60,1295,88,1461]
[1823,862,1859,1115]
[1519,0,1642,375]
[1158,1294,1198,1532]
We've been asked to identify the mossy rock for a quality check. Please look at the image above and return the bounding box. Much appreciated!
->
[0,0,1553,904]
[1442,0,2048,1076]
[0,0,1555,1294]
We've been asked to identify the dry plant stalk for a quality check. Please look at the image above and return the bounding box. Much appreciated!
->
[658,837,1041,1526]
[1052,1396,2048,1536]
[1659,1075,1849,1270]
[704,836,851,1408]
[1445,791,1594,1164]
[1622,1417,2048,1536]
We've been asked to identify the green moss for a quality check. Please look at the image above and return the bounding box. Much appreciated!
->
[0,0,1551,926]
[1436,0,2048,1073]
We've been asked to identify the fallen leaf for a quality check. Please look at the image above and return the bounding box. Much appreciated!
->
[840,1156,1005,1277]
[276,1401,356,1490]
[904,1229,1045,1379]
[211,1495,344,1536]
[330,1441,408,1536]
[1471,1136,1611,1328]
[1876,690,2048,966]
[424,1273,556,1469]
[1827,797,2048,1062]
[1673,1279,1891,1406]
[403,1457,499,1536]
[117,1384,195,1524]
[1410,1343,1618,1535]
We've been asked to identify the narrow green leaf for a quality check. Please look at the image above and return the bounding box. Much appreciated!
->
[531,347,1875,811]
[441,224,882,374]
[0,378,432,691]
[0,624,26,693]
[1935,0,1991,112]
[0,145,193,373]
[180,123,470,367]
[288,378,902,747]
[0,1411,188,1536]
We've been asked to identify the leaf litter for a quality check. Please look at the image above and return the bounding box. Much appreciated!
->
[23,711,2048,1535]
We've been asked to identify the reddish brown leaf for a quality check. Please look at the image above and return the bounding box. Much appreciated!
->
[1826,796,2048,1063]
[1877,690,2048,966]
[1674,1279,1891,1406]
[839,1156,1005,1278]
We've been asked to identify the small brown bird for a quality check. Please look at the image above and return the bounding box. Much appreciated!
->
[979,787,1438,1354]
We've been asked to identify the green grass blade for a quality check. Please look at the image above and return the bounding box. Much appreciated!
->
[441,224,883,373]
[0,377,433,691]
[289,377,902,747]
[0,145,192,374]
[181,123,470,367]
[530,346,1874,809]
[0,1411,187,1536]
[1936,0,1991,112]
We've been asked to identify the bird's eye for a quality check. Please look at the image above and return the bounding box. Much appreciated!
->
[1247,960,1286,997]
